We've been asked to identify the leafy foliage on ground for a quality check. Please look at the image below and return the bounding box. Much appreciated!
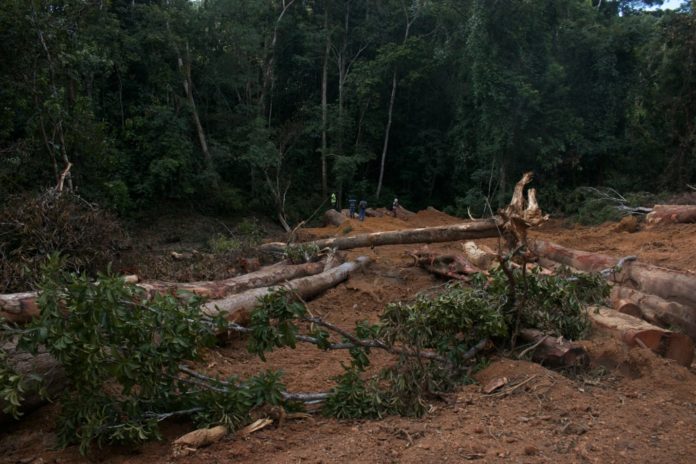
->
[0,261,608,452]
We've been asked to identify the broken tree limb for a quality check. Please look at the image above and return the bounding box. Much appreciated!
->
[646,204,696,225]
[324,209,348,227]
[586,306,694,367]
[498,172,549,246]
[518,329,589,368]
[259,220,501,254]
[202,256,371,323]
[610,286,696,341]
[0,262,325,325]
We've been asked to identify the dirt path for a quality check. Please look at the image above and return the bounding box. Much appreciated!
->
[2,211,696,464]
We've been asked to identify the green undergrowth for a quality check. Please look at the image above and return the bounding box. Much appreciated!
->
[0,257,608,452]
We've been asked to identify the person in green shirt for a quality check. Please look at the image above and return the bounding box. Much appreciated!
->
[330,192,337,211]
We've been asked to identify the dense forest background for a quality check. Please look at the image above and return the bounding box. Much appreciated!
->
[1,0,695,227]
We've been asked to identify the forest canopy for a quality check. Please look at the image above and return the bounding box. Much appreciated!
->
[1,0,694,223]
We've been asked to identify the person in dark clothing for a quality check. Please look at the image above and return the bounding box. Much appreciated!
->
[348,196,357,219]
[358,199,367,221]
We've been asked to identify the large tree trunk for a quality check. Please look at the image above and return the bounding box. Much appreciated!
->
[587,306,694,367]
[530,239,696,308]
[324,209,348,227]
[610,286,696,341]
[518,329,589,368]
[528,239,617,272]
[202,256,370,323]
[0,341,66,423]
[646,204,696,225]
[0,258,366,423]
[0,262,325,325]
[259,220,501,254]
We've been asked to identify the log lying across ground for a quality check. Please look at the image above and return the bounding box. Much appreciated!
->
[611,286,696,340]
[587,306,694,367]
[518,329,589,368]
[1,342,66,423]
[259,219,501,254]
[1,257,369,422]
[646,204,696,225]
[530,239,696,312]
[203,256,371,323]
[0,261,325,325]
[324,209,348,227]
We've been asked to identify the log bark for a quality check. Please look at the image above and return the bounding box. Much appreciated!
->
[1,262,325,325]
[646,204,696,225]
[202,256,371,323]
[408,249,480,281]
[587,306,694,367]
[0,341,66,423]
[528,239,617,273]
[518,329,589,368]
[530,239,696,308]
[610,286,696,341]
[365,208,384,218]
[0,258,364,422]
[324,209,348,227]
[260,220,501,254]
[462,241,497,270]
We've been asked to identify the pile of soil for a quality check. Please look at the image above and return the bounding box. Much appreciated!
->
[3,208,696,463]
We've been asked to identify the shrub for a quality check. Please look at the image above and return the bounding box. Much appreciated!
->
[0,191,127,292]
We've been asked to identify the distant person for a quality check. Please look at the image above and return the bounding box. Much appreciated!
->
[348,196,357,219]
[393,198,399,210]
[330,192,337,211]
[358,199,367,221]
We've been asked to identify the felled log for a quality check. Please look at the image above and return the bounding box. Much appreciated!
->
[528,239,617,273]
[365,208,384,218]
[261,173,546,254]
[646,204,696,225]
[518,329,588,368]
[0,262,325,325]
[610,286,696,341]
[613,298,643,319]
[203,256,371,322]
[407,249,480,281]
[462,241,497,270]
[324,209,348,227]
[587,306,694,367]
[1,258,366,422]
[530,239,696,308]
[260,220,501,254]
[0,341,66,423]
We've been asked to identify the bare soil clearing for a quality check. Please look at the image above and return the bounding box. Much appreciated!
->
[2,211,696,464]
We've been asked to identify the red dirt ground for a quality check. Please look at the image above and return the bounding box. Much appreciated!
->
[2,210,696,464]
